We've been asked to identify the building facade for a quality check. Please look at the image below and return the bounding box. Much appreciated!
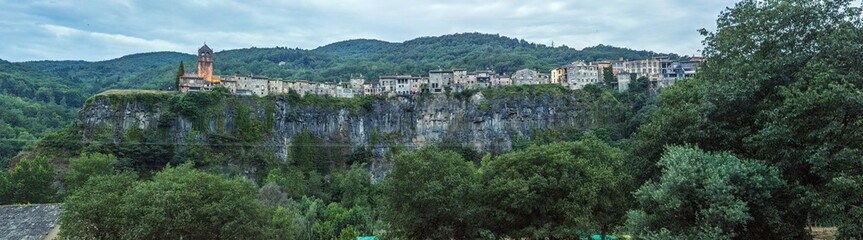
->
[512,69,549,85]
[564,61,601,89]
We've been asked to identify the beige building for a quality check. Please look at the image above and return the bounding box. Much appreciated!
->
[565,61,601,89]
[493,75,512,86]
[617,72,632,92]
[511,68,549,85]
[474,70,496,88]
[349,75,365,94]
[429,70,454,93]
[550,67,566,84]
[624,56,667,81]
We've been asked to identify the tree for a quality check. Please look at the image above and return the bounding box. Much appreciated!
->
[0,170,11,205]
[628,0,863,235]
[602,67,615,87]
[60,173,138,239]
[290,130,328,173]
[626,146,801,239]
[64,152,119,192]
[9,157,55,204]
[382,147,477,239]
[480,133,631,239]
[175,61,185,91]
[122,164,271,239]
[60,164,272,239]
[330,165,373,208]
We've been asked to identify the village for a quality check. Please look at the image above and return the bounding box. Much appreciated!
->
[179,44,703,97]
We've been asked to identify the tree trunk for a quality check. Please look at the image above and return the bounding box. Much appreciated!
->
[601,225,608,240]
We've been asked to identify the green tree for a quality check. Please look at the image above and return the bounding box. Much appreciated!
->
[0,170,11,205]
[480,133,631,239]
[602,67,615,86]
[626,146,800,239]
[290,130,328,173]
[382,147,477,239]
[64,152,120,192]
[629,0,863,235]
[175,61,185,91]
[60,173,138,239]
[9,157,55,204]
[330,165,373,208]
[60,164,272,239]
[122,164,271,239]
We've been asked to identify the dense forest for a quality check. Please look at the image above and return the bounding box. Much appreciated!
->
[3,0,862,239]
[0,33,664,167]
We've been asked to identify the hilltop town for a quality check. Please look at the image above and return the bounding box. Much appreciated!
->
[179,44,703,97]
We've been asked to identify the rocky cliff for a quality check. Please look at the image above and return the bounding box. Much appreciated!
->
[63,86,628,178]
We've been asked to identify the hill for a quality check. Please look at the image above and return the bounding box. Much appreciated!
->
[212,33,671,81]
[314,39,399,56]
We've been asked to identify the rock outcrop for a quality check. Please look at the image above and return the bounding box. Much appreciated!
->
[73,87,626,178]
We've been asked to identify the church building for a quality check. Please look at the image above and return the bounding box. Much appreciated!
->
[178,44,221,92]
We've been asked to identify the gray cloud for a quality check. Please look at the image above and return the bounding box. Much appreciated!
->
[0,0,737,62]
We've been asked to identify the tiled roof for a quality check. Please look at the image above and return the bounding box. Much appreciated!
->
[0,204,61,240]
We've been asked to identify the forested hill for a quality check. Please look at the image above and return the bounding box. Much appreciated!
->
[214,33,672,82]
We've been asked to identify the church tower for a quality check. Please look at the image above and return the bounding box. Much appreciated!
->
[197,44,214,82]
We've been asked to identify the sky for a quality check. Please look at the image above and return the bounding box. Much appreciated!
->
[0,0,739,62]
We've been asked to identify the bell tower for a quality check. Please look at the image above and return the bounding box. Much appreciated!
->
[197,43,214,82]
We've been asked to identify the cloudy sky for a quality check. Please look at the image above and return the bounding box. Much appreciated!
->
[0,0,738,62]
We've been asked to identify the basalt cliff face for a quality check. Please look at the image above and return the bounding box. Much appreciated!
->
[70,87,625,178]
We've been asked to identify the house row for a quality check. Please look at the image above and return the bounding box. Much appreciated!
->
[179,73,359,98]
[178,44,702,97]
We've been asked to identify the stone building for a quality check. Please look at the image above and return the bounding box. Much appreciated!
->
[287,80,311,96]
[493,75,512,87]
[624,56,666,81]
[617,72,632,92]
[349,75,365,94]
[511,68,549,85]
[197,44,214,82]
[452,69,468,85]
[179,44,220,92]
[380,75,424,96]
[363,83,382,95]
[564,61,601,89]
[429,69,454,93]
[474,70,496,88]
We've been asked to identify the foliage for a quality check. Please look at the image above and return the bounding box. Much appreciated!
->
[175,61,184,90]
[60,164,271,239]
[629,0,863,234]
[602,67,615,86]
[480,84,571,98]
[382,147,478,239]
[290,130,330,173]
[59,173,138,239]
[283,93,385,114]
[480,133,631,239]
[63,152,119,192]
[330,165,374,208]
[438,138,480,162]
[0,94,75,164]
[0,157,56,204]
[626,146,800,239]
